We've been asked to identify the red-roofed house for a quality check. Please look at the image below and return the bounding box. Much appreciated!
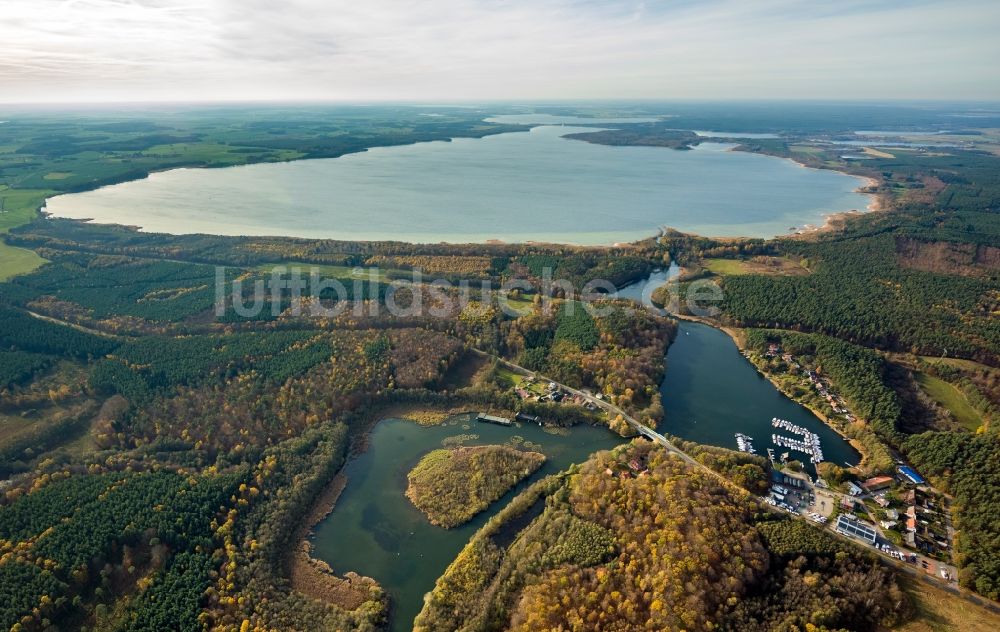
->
[862,476,894,492]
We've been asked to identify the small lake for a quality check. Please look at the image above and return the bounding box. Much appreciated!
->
[310,416,622,632]
[659,321,860,476]
[46,123,871,243]
[614,267,858,475]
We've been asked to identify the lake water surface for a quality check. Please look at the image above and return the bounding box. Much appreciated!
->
[46,124,870,243]
[313,270,859,631]
[310,416,622,632]
[615,268,859,474]
[659,320,859,476]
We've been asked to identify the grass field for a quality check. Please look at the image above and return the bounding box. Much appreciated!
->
[789,144,824,155]
[0,187,52,279]
[863,147,896,159]
[704,256,810,276]
[495,366,524,388]
[498,293,535,314]
[0,242,47,281]
[895,575,1000,632]
[256,263,408,282]
[915,372,984,431]
[921,356,996,373]
[0,187,53,232]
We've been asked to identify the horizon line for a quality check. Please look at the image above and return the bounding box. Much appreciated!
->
[3,97,1000,109]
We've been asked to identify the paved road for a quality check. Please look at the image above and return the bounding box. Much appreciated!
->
[480,351,704,471]
[477,349,992,606]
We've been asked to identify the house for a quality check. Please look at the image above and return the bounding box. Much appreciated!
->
[863,476,895,493]
[886,508,899,520]
[874,495,890,508]
[836,514,877,544]
[847,481,865,496]
[881,520,898,530]
[898,465,926,485]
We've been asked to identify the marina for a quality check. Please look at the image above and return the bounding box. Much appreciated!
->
[654,319,858,478]
[734,432,757,454]
[771,417,824,464]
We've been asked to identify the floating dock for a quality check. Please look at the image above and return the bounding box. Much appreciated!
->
[477,413,512,427]
[515,412,541,425]
[735,432,756,454]
[771,417,824,464]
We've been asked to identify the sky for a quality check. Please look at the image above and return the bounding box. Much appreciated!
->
[2,0,999,103]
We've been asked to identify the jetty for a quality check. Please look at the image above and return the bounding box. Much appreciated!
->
[476,413,512,427]
[735,432,756,454]
[771,417,824,464]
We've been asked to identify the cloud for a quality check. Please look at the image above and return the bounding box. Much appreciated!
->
[1,0,998,102]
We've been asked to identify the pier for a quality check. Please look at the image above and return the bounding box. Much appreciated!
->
[476,413,512,427]
[771,417,824,464]
[735,432,757,454]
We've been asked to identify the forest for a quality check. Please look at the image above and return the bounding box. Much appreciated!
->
[902,431,1000,600]
[719,233,1000,363]
[416,440,910,632]
[405,445,546,528]
[500,301,675,430]
[1,103,999,628]
[0,219,674,629]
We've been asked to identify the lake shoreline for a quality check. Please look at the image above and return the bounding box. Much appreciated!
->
[38,125,874,245]
[728,143,886,240]
[290,403,526,626]
[287,473,385,612]
[285,405,479,618]
[666,311,873,473]
[308,409,624,632]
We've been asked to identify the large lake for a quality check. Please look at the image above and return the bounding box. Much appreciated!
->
[45,124,870,244]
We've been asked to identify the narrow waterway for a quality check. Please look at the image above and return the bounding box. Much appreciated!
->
[310,416,622,632]
[614,267,860,474]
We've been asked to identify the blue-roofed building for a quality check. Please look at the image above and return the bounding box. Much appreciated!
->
[836,514,877,544]
[898,465,925,485]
